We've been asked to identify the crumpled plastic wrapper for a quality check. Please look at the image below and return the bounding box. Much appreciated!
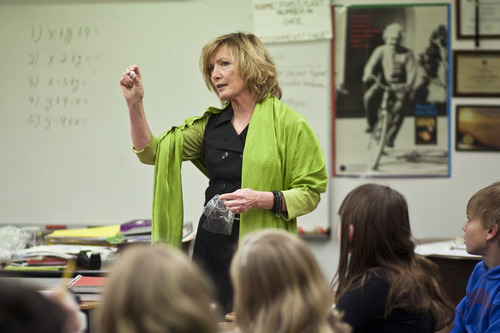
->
[0,225,28,261]
[201,194,234,235]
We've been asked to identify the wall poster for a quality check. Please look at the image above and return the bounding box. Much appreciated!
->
[333,3,450,177]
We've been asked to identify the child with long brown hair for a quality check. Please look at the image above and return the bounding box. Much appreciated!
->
[332,183,455,332]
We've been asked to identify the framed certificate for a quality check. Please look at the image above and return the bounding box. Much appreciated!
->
[456,105,500,151]
[456,0,500,39]
[453,51,500,97]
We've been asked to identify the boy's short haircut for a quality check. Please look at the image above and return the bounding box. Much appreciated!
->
[467,181,500,230]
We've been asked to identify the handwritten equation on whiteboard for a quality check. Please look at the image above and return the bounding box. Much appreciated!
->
[26,25,100,131]
[270,49,327,113]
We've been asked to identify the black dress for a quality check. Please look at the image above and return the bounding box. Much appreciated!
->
[192,106,247,314]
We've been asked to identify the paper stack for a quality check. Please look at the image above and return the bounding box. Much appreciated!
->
[45,225,121,246]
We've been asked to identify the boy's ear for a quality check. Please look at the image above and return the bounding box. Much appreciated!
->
[487,225,499,240]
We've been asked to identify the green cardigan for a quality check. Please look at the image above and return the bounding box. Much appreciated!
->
[135,95,327,248]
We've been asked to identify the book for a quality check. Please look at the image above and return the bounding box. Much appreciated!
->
[120,219,151,236]
[3,265,64,271]
[26,257,68,266]
[46,225,121,246]
[122,234,151,243]
[69,275,107,294]
[75,293,103,302]
[118,221,194,245]
[415,115,437,145]
[414,104,438,145]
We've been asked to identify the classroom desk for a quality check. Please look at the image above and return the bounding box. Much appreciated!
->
[415,238,481,305]
[426,255,479,305]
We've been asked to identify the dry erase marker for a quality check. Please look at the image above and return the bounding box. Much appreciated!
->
[129,70,136,78]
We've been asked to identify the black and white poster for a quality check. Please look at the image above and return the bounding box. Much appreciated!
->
[333,4,450,177]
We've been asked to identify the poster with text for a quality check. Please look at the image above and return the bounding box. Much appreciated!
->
[333,4,450,177]
[253,0,332,43]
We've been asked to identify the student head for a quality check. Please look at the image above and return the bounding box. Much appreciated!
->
[336,183,415,277]
[97,244,219,333]
[463,181,500,255]
[230,228,350,333]
[0,280,66,333]
[200,32,282,103]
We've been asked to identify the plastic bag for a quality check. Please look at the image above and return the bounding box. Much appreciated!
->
[201,194,234,235]
[0,225,28,261]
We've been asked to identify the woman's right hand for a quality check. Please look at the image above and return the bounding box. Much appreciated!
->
[120,65,152,151]
[120,64,144,105]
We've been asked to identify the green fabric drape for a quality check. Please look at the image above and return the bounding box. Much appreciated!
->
[139,95,327,247]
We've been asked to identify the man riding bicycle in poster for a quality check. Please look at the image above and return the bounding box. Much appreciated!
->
[362,23,417,148]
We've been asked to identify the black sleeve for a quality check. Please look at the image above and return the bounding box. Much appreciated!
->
[335,273,389,331]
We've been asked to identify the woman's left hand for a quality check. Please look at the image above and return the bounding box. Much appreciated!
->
[219,189,259,214]
[220,189,275,214]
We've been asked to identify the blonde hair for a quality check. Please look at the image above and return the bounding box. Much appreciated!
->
[97,244,219,333]
[230,229,350,333]
[200,32,282,104]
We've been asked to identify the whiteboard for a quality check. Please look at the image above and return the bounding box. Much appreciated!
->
[0,0,330,232]
[267,40,331,233]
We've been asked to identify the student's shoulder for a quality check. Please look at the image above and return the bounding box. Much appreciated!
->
[488,262,500,278]
[474,260,488,271]
[468,260,490,280]
[354,268,389,290]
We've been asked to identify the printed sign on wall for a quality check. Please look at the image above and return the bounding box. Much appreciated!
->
[252,0,332,43]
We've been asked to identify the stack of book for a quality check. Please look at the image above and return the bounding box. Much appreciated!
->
[2,250,76,271]
[69,274,107,302]
[45,225,121,246]
[117,220,196,248]
[119,219,152,244]
[3,244,118,271]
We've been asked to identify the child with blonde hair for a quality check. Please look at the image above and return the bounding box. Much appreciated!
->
[230,229,350,333]
[97,244,219,333]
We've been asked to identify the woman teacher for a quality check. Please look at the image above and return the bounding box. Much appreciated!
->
[120,32,327,313]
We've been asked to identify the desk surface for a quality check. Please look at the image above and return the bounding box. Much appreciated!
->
[415,239,481,260]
